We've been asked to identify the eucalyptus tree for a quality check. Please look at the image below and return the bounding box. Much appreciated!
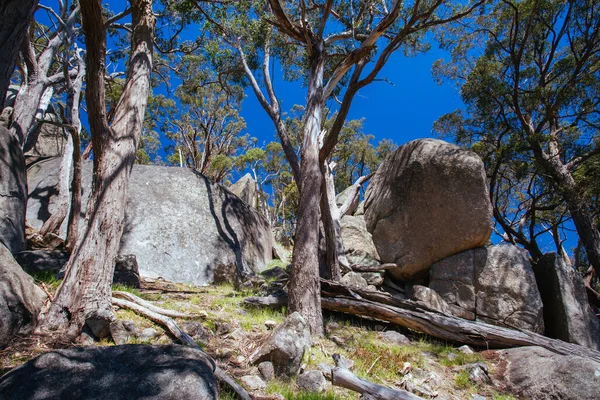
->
[184,0,486,334]
[42,0,155,337]
[435,0,600,274]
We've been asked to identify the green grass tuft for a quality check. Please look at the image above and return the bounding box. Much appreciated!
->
[30,270,61,290]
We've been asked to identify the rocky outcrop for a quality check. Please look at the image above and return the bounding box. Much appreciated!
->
[495,346,600,400]
[229,173,258,209]
[336,185,360,216]
[430,245,544,333]
[26,158,273,286]
[250,312,312,376]
[340,215,380,267]
[0,344,218,399]
[0,126,27,254]
[364,139,492,281]
[533,253,600,350]
[0,243,46,348]
[24,118,67,159]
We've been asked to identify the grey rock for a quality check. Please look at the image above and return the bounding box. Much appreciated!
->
[497,346,600,400]
[364,139,492,280]
[181,321,210,344]
[360,272,384,286]
[378,330,411,346]
[430,245,544,333]
[13,250,69,277]
[258,361,275,382]
[113,254,141,288]
[467,363,489,384]
[340,215,380,267]
[121,320,139,336]
[457,345,474,355]
[109,321,131,345]
[297,370,326,393]
[0,126,26,253]
[471,395,486,400]
[272,243,290,264]
[212,263,238,285]
[138,328,160,342]
[0,344,218,399]
[411,285,453,315]
[240,375,266,391]
[26,158,273,286]
[250,312,312,376]
[229,173,258,209]
[447,352,458,361]
[341,271,369,289]
[336,185,360,216]
[318,363,332,380]
[475,245,544,333]
[0,243,47,348]
[355,200,365,216]
[533,253,600,350]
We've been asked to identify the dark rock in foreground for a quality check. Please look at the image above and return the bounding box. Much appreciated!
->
[26,158,273,286]
[0,344,218,399]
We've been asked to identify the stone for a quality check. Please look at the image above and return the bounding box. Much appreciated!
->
[261,266,289,281]
[138,328,160,342]
[109,321,131,345]
[457,345,474,355]
[0,344,218,399]
[272,243,290,264]
[26,158,273,286]
[264,320,277,329]
[121,320,139,336]
[228,173,258,209]
[430,245,544,333]
[340,271,368,289]
[411,285,453,315]
[297,370,326,393]
[475,245,544,333]
[340,215,380,267]
[258,361,275,381]
[13,250,69,277]
[112,254,141,288]
[364,138,492,280]
[378,330,411,346]
[317,363,332,380]
[533,253,600,350]
[181,321,210,344]
[496,346,600,400]
[0,126,27,253]
[360,272,384,286]
[240,375,266,391]
[355,200,365,216]
[336,185,360,216]
[24,115,68,159]
[0,243,46,348]
[250,312,312,376]
[467,363,489,384]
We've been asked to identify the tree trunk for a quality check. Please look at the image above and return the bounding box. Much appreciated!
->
[42,0,154,338]
[288,40,325,336]
[320,160,347,280]
[531,138,600,277]
[0,0,37,110]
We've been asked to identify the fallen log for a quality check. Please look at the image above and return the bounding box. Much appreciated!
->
[113,297,251,400]
[113,291,199,319]
[244,294,600,363]
[331,354,423,400]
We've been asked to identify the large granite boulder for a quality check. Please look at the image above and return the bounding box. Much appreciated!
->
[430,244,544,333]
[495,346,600,400]
[229,173,258,209]
[24,117,68,159]
[364,139,492,280]
[336,184,360,216]
[26,158,273,286]
[0,243,47,348]
[0,126,27,253]
[533,253,600,350]
[0,344,218,399]
[340,215,380,267]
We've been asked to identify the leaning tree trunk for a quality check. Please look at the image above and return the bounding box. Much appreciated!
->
[0,0,37,110]
[320,160,347,280]
[288,40,325,336]
[42,0,154,338]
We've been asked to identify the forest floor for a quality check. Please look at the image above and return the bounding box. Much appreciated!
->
[0,272,518,400]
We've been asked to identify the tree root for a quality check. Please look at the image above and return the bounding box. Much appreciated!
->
[112,297,251,400]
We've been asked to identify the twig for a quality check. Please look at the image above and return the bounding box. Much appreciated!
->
[366,355,381,375]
